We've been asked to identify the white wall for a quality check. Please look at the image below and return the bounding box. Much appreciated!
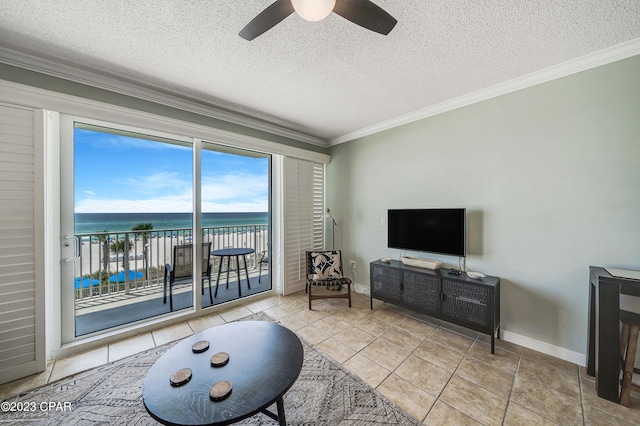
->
[326,55,640,360]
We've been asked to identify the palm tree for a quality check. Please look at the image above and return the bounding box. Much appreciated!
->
[109,239,129,255]
[131,223,153,246]
[132,223,153,273]
[97,229,110,274]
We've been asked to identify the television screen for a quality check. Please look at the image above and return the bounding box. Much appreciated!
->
[388,208,466,257]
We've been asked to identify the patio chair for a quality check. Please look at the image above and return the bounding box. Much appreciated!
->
[305,250,352,310]
[164,242,212,311]
[258,250,268,283]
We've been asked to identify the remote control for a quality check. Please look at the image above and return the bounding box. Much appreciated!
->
[447,269,461,275]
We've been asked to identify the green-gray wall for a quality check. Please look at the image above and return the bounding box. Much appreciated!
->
[327,55,640,356]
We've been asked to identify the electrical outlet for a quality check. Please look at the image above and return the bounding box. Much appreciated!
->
[350,260,356,269]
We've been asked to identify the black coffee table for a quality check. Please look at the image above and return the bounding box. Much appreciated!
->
[143,321,304,426]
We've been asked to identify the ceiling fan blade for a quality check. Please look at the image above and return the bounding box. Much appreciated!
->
[239,0,295,41]
[333,0,397,35]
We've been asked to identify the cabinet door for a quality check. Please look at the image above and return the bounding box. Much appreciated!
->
[371,264,401,303]
[402,271,440,315]
[441,279,491,330]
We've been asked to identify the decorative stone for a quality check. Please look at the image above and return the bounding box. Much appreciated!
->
[192,340,210,353]
[210,352,230,367]
[209,380,232,401]
[169,368,192,386]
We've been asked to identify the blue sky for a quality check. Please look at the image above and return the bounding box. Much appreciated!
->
[74,128,269,213]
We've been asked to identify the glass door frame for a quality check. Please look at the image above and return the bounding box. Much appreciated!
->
[59,116,275,345]
[61,115,197,344]
[198,139,273,308]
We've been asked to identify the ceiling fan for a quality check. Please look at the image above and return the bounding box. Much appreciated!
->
[239,0,397,41]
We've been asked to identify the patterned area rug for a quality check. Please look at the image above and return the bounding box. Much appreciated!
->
[2,313,420,425]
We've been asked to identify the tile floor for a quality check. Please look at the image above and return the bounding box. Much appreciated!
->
[1,291,639,425]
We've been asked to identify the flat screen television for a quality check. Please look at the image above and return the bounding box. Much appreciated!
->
[388,208,466,257]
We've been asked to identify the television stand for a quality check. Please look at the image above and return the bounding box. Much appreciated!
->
[370,259,500,353]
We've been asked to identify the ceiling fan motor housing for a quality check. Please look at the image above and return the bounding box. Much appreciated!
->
[291,0,337,22]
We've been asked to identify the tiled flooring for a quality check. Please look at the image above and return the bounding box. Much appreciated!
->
[2,291,639,425]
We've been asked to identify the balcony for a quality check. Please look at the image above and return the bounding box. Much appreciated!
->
[72,225,270,336]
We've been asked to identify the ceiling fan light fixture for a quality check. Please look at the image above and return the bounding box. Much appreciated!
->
[291,0,336,22]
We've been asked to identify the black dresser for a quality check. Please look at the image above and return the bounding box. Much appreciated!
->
[370,260,500,353]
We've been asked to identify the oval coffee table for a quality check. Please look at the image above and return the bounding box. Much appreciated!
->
[143,321,304,426]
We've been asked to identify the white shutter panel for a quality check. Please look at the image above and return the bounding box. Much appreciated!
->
[283,158,324,294]
[283,158,302,293]
[311,162,324,252]
[0,103,45,384]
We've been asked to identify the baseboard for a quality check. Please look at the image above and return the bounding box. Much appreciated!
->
[284,283,306,296]
[501,330,585,366]
[353,282,369,295]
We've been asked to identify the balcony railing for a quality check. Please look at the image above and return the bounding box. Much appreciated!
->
[73,224,269,300]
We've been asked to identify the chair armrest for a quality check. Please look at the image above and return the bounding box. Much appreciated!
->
[309,277,351,292]
[310,277,351,284]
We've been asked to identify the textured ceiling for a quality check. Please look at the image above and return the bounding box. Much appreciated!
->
[1,1,639,145]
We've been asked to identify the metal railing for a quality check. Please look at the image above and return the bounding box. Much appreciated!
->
[73,224,269,300]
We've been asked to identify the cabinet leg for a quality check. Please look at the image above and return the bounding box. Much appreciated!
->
[491,335,495,354]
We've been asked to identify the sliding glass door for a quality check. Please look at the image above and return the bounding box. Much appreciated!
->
[61,119,194,339]
[60,118,272,341]
[200,142,271,308]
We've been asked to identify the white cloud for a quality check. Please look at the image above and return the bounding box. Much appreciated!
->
[75,198,192,213]
[126,172,191,195]
[75,171,268,213]
[201,172,267,202]
[75,193,268,214]
[201,199,269,213]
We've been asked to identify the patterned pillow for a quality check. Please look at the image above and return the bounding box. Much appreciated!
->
[309,251,343,280]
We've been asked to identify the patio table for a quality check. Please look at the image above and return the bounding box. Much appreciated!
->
[211,248,254,298]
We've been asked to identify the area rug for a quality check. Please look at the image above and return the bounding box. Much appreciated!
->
[2,313,420,425]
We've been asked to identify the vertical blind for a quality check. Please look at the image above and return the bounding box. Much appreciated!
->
[283,157,324,294]
[0,103,44,384]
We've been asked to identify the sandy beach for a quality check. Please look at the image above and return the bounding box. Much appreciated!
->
[74,228,269,284]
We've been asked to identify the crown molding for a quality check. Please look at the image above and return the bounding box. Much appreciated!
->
[0,78,330,165]
[0,46,327,148]
[330,38,640,145]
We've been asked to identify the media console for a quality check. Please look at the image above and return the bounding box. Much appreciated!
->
[370,259,501,353]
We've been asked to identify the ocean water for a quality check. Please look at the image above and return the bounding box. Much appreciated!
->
[74,212,268,234]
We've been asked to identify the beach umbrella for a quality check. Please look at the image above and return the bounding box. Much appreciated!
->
[109,270,144,283]
[74,277,100,289]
